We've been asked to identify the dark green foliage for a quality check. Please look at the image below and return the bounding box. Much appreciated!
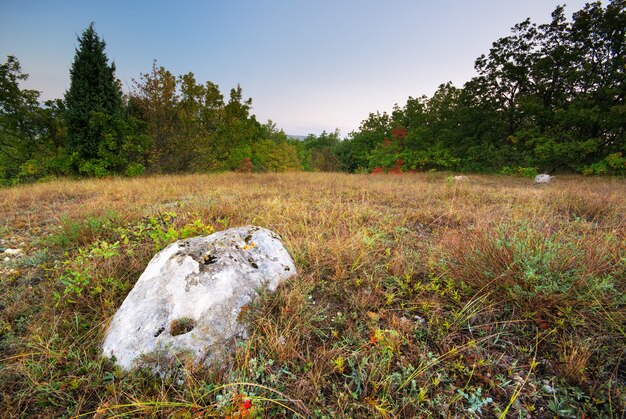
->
[0,57,71,184]
[340,112,392,172]
[130,65,304,174]
[347,1,626,174]
[1,35,149,184]
[0,57,44,181]
[65,23,123,162]
[59,24,151,178]
[300,130,342,172]
[72,112,152,177]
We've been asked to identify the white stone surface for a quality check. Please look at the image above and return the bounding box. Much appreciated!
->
[453,175,468,181]
[102,226,296,372]
[3,248,24,256]
[534,174,552,184]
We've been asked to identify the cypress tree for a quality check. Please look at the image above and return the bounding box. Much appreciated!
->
[65,23,122,160]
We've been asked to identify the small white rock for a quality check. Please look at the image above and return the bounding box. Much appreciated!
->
[3,248,24,256]
[534,174,552,184]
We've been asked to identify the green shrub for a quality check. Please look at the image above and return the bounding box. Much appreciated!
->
[125,162,145,177]
[582,153,626,175]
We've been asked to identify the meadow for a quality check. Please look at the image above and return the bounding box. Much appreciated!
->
[0,172,624,417]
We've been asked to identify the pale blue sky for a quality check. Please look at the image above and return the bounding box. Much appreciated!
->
[0,0,591,136]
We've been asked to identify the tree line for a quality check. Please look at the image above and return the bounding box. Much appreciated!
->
[341,1,625,176]
[1,1,624,185]
[0,23,334,184]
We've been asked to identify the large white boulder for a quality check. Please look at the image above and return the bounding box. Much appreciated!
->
[102,226,296,373]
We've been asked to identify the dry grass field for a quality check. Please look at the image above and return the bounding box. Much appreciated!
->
[0,172,624,417]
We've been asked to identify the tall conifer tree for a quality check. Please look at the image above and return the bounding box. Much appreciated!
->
[65,23,122,160]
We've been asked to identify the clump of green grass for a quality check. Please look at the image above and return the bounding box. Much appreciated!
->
[440,223,621,317]
[0,172,624,417]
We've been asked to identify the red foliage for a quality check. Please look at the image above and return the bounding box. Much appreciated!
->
[383,138,392,147]
[388,159,405,175]
[231,393,253,417]
[371,166,385,174]
[237,157,253,173]
[391,127,407,139]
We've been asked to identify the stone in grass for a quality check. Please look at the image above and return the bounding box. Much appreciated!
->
[534,174,552,184]
[101,226,297,375]
[3,248,24,256]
